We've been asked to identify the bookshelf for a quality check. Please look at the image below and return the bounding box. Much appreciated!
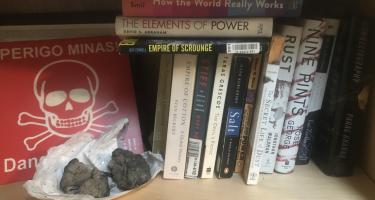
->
[0,0,374,199]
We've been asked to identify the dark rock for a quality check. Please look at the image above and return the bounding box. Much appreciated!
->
[79,168,110,198]
[60,158,110,197]
[60,158,92,194]
[108,148,151,191]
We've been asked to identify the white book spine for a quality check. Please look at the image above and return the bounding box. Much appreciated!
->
[200,54,232,178]
[163,54,197,179]
[275,20,326,174]
[115,16,273,38]
[260,25,303,173]
[243,63,280,185]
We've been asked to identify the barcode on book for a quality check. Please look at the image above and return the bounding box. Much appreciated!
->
[227,43,260,54]
[185,138,202,178]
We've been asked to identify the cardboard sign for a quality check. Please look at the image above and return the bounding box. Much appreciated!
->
[0,36,144,184]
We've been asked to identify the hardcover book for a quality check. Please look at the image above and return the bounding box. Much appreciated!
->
[185,54,217,178]
[200,54,232,178]
[234,54,263,173]
[163,54,197,179]
[152,54,174,156]
[296,19,340,165]
[260,25,303,173]
[115,16,273,38]
[119,38,267,54]
[0,36,144,184]
[122,0,303,17]
[313,18,372,176]
[215,54,253,178]
[275,19,326,174]
[243,36,283,185]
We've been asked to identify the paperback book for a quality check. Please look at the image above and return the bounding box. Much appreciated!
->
[115,16,273,38]
[260,25,303,173]
[122,0,304,17]
[215,54,253,178]
[243,36,284,185]
[163,54,197,179]
[275,19,326,174]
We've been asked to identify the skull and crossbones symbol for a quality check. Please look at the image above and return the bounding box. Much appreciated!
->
[18,59,119,151]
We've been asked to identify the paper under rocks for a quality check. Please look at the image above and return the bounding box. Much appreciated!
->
[24,118,163,200]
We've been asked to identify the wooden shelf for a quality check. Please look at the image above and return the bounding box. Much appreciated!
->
[1,163,374,200]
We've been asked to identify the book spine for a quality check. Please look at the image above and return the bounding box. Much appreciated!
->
[119,38,264,54]
[274,19,326,174]
[115,16,273,38]
[200,54,232,179]
[152,54,174,157]
[260,25,303,173]
[296,19,340,165]
[234,54,263,173]
[314,19,371,176]
[243,36,283,185]
[215,54,253,178]
[185,54,217,178]
[163,54,197,179]
[122,0,303,17]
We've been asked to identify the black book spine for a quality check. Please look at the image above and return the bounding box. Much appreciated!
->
[313,18,371,176]
[215,55,252,178]
[296,35,336,165]
[119,38,267,54]
[185,54,217,178]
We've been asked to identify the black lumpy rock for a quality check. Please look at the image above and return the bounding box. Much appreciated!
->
[108,148,151,191]
[60,158,110,197]
[79,168,110,198]
[60,158,92,194]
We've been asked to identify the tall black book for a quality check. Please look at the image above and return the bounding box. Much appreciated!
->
[215,54,252,178]
[185,54,217,178]
[312,18,373,176]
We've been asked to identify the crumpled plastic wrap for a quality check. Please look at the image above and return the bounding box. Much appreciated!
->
[24,118,163,200]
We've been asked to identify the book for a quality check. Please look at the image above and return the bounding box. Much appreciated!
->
[185,54,217,178]
[296,19,340,165]
[313,18,372,176]
[119,38,267,54]
[200,54,233,179]
[260,25,303,174]
[274,19,326,174]
[0,36,143,184]
[115,16,273,38]
[215,54,253,178]
[163,54,197,179]
[243,36,283,185]
[122,0,303,17]
[152,54,174,156]
[234,54,263,173]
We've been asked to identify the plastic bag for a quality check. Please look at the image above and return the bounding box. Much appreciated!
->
[24,118,163,200]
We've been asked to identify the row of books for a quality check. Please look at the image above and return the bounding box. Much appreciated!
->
[118,0,373,184]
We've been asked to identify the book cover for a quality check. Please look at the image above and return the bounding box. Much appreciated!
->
[200,54,232,179]
[215,54,253,178]
[274,19,326,174]
[152,54,174,156]
[115,16,273,38]
[313,18,372,176]
[260,25,303,173]
[0,36,144,184]
[163,54,197,179]
[296,19,340,165]
[234,54,263,173]
[185,54,217,178]
[243,36,283,185]
[119,38,268,54]
[122,0,303,17]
